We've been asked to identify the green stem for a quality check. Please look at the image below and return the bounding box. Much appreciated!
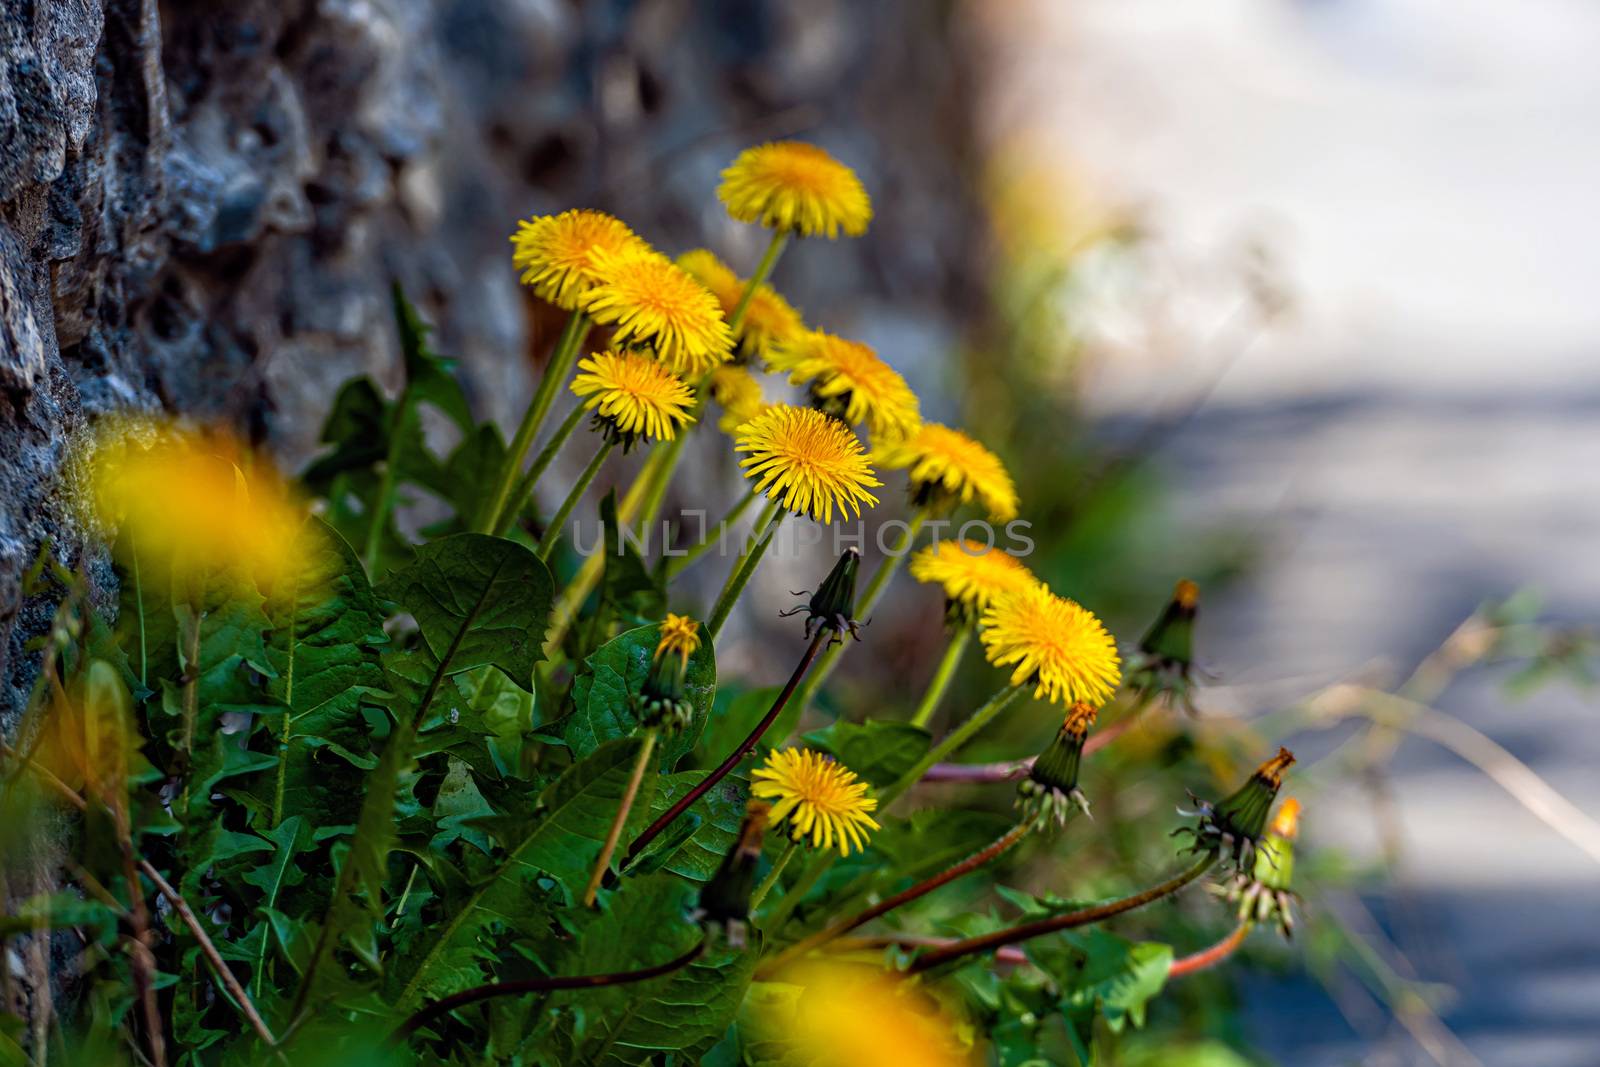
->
[478,309,587,533]
[728,231,790,334]
[907,854,1218,973]
[537,437,616,562]
[496,403,587,538]
[666,485,759,578]
[909,626,972,729]
[707,499,785,638]
[364,387,418,574]
[883,685,1025,808]
[581,730,658,907]
[791,508,928,715]
[750,839,800,910]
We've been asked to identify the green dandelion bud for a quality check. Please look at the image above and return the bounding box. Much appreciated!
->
[1127,579,1203,714]
[1016,702,1097,831]
[1175,747,1295,869]
[1218,797,1302,938]
[779,547,863,642]
[696,801,771,948]
[636,614,701,734]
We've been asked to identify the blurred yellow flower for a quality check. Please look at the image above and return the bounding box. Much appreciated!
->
[910,539,1036,614]
[709,364,768,434]
[654,612,702,668]
[570,350,696,444]
[769,330,920,444]
[981,584,1121,708]
[735,405,882,524]
[751,748,879,856]
[580,249,732,377]
[75,417,310,590]
[677,248,804,363]
[757,962,975,1067]
[718,141,872,239]
[510,209,643,310]
[877,423,1019,523]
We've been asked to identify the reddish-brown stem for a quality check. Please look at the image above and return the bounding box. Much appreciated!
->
[829,933,1030,967]
[1168,923,1251,978]
[759,821,1031,979]
[921,715,1136,783]
[392,938,706,1042]
[907,854,1216,974]
[624,629,830,866]
[0,740,279,1049]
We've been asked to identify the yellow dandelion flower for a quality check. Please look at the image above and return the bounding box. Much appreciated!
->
[980,584,1122,708]
[654,613,702,668]
[877,422,1019,523]
[510,209,642,310]
[735,405,882,524]
[1269,796,1303,840]
[770,330,920,443]
[910,539,1036,614]
[570,350,696,444]
[760,962,976,1067]
[74,417,311,590]
[709,364,768,434]
[581,249,732,376]
[751,748,879,856]
[718,141,873,238]
[677,248,805,363]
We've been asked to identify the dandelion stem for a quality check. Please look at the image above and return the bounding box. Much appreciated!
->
[908,626,972,729]
[760,819,1030,977]
[582,729,658,908]
[497,403,587,538]
[790,508,927,717]
[707,499,785,638]
[626,628,831,866]
[750,838,800,910]
[1168,922,1251,979]
[537,436,616,562]
[364,383,418,574]
[666,485,760,578]
[728,231,789,334]
[907,854,1217,973]
[883,684,1025,807]
[479,309,587,534]
[921,708,1139,783]
[391,938,706,1043]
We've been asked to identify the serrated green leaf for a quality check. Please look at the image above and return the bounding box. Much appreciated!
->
[560,622,716,770]
[802,718,931,787]
[1027,928,1173,1032]
[634,773,750,883]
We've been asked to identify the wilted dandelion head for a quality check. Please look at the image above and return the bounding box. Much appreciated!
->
[569,350,696,446]
[709,364,768,434]
[757,962,975,1067]
[718,141,873,239]
[770,330,920,444]
[980,584,1121,708]
[909,539,1036,615]
[510,209,642,309]
[751,748,879,856]
[877,423,1019,523]
[735,405,882,524]
[653,613,702,669]
[580,249,732,377]
[73,416,310,590]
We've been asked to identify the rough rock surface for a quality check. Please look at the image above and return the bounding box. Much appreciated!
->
[0,0,984,733]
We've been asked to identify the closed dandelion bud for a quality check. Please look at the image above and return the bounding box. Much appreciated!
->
[1175,747,1295,869]
[636,614,701,733]
[697,801,771,949]
[779,547,863,643]
[1016,703,1097,830]
[1217,797,1302,938]
[1127,579,1202,714]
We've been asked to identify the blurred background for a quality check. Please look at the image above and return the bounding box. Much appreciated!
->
[3,0,1596,1063]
